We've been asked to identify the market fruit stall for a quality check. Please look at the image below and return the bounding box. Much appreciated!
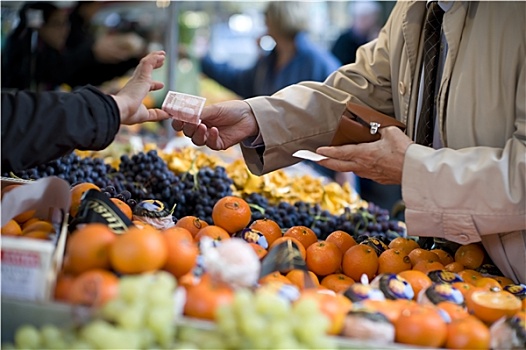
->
[1,146,525,350]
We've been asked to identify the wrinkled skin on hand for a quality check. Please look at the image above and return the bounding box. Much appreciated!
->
[316,127,414,185]
[171,100,259,151]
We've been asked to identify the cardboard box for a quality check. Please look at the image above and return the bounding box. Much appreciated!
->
[1,176,71,302]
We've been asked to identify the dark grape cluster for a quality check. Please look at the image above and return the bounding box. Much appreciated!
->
[3,153,114,188]
[99,185,137,210]
[244,192,405,244]
[171,166,234,224]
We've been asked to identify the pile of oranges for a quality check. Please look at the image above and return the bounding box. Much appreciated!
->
[6,179,524,349]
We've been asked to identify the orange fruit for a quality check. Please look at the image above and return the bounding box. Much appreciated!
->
[162,226,193,241]
[341,244,379,282]
[109,225,168,274]
[320,273,355,293]
[437,301,469,321]
[211,196,251,234]
[110,198,133,220]
[305,241,342,277]
[249,242,268,260]
[454,243,485,270]
[408,248,440,266]
[465,289,522,324]
[445,261,465,273]
[13,209,37,224]
[412,260,445,274]
[475,277,502,291]
[388,237,419,254]
[21,220,55,235]
[21,217,40,230]
[162,228,199,278]
[458,269,483,285]
[394,303,448,348]
[431,249,455,266]
[258,272,292,285]
[68,269,119,306]
[361,299,413,324]
[298,290,348,335]
[283,226,317,249]
[285,269,320,290]
[269,236,306,261]
[445,315,491,349]
[493,275,514,287]
[325,230,357,255]
[452,282,481,301]
[1,219,22,236]
[377,248,412,274]
[24,230,52,240]
[53,273,76,302]
[175,216,209,238]
[249,218,282,246]
[398,270,433,300]
[70,182,101,217]
[194,225,231,242]
[178,272,200,289]
[63,223,116,275]
[183,274,234,320]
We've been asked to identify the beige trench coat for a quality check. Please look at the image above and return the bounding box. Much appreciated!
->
[241,1,526,283]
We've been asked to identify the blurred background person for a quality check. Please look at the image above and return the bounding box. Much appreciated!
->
[1,1,146,91]
[198,1,341,99]
[331,1,381,65]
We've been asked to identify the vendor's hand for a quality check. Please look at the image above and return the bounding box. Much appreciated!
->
[171,100,259,150]
[316,127,414,185]
[112,51,170,125]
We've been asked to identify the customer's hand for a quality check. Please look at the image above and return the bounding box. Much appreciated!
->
[171,100,259,150]
[93,33,146,63]
[316,127,414,185]
[112,51,170,125]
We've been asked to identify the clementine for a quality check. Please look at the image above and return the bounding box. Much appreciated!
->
[175,216,209,238]
[1,219,22,236]
[408,248,440,266]
[285,269,320,290]
[110,198,133,220]
[388,237,419,254]
[183,274,234,320]
[249,242,268,260]
[162,229,199,278]
[445,261,465,273]
[194,225,230,242]
[70,182,101,217]
[212,196,251,234]
[398,270,433,300]
[68,269,119,306]
[63,223,116,275]
[341,244,379,282]
[269,236,306,261]
[305,241,342,277]
[454,243,485,270]
[465,289,522,324]
[431,248,455,266]
[325,230,357,255]
[445,315,491,349]
[258,272,292,285]
[320,273,355,293]
[249,218,282,246]
[377,248,412,274]
[283,226,317,249]
[109,225,168,274]
[394,303,448,348]
[412,260,445,274]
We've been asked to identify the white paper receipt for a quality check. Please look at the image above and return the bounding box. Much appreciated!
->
[162,91,206,124]
[292,150,328,162]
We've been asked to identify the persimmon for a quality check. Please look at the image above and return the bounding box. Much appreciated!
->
[212,196,251,234]
[63,223,116,275]
[109,225,167,274]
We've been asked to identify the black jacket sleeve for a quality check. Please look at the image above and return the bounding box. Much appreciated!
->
[1,86,120,172]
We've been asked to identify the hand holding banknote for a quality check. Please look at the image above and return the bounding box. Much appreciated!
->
[171,100,259,151]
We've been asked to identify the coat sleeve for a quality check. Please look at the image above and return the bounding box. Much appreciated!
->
[1,86,120,172]
[241,3,399,175]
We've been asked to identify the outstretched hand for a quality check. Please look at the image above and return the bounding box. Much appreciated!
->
[112,51,171,125]
[316,127,414,184]
[171,100,259,150]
